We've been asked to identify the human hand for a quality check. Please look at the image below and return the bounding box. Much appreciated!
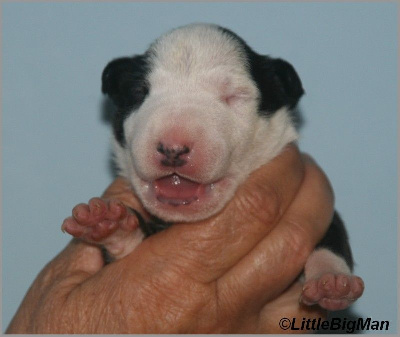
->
[6,144,333,333]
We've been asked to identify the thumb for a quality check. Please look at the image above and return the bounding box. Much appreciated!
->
[6,240,104,333]
[28,239,104,297]
[46,239,104,288]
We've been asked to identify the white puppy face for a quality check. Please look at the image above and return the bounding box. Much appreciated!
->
[102,24,303,222]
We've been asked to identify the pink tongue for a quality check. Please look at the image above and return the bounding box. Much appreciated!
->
[154,175,201,199]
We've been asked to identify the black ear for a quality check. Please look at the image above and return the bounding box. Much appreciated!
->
[101,55,149,111]
[250,55,304,114]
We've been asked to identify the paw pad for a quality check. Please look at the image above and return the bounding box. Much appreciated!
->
[301,273,364,311]
[62,198,138,242]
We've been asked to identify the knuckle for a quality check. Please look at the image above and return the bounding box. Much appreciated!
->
[234,184,281,225]
[124,272,214,332]
[282,219,315,264]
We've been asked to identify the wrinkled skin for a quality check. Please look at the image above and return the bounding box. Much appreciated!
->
[6,145,333,333]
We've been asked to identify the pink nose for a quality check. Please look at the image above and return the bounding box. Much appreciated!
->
[156,142,190,167]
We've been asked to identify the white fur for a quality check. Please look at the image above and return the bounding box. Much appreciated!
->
[113,24,297,222]
[304,248,351,281]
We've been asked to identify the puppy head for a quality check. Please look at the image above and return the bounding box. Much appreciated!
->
[102,24,303,222]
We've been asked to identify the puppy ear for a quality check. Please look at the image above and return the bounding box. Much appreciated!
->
[101,55,149,110]
[252,55,304,113]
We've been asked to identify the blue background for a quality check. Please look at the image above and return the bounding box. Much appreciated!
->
[2,2,398,333]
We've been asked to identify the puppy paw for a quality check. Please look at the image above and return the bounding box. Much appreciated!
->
[62,198,138,242]
[300,273,364,311]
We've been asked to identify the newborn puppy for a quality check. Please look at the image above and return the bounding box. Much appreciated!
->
[62,24,364,311]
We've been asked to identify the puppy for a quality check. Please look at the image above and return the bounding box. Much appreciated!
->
[62,23,364,311]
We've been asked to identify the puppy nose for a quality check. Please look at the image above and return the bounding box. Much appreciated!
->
[157,142,190,167]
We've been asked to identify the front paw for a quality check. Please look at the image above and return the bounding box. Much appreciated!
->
[62,198,138,243]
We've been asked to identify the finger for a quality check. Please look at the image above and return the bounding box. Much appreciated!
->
[124,144,305,283]
[258,281,327,334]
[217,157,334,311]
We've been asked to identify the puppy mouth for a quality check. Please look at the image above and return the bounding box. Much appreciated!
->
[153,174,214,207]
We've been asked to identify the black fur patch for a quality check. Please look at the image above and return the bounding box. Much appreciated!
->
[101,245,115,264]
[102,55,150,145]
[130,208,172,238]
[316,211,354,271]
[218,27,304,116]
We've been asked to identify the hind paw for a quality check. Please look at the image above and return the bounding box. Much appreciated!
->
[301,273,364,311]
